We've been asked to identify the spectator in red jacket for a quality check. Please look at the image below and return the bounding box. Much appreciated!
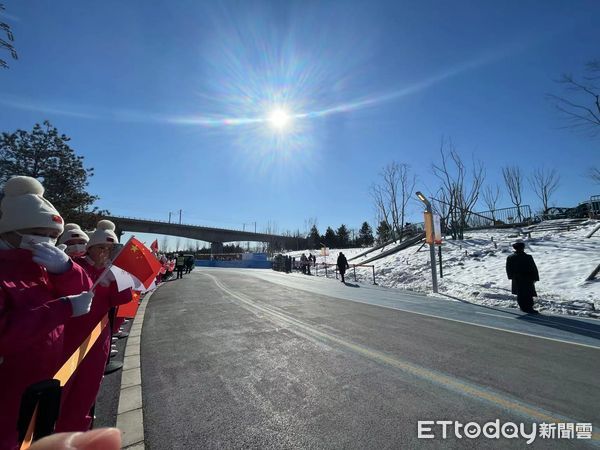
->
[56,220,132,432]
[0,176,93,450]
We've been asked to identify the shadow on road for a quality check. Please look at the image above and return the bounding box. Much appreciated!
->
[440,293,600,342]
[517,314,600,342]
[343,282,360,288]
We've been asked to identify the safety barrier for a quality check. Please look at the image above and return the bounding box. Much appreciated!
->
[465,205,533,228]
[313,262,377,285]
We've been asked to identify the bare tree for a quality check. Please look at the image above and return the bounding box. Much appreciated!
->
[0,4,18,69]
[304,217,317,236]
[482,184,501,222]
[432,138,485,240]
[393,163,416,241]
[529,168,560,213]
[431,187,450,233]
[371,162,416,242]
[262,220,279,252]
[502,166,524,222]
[547,60,600,136]
[160,236,169,253]
[370,183,392,238]
[589,167,600,184]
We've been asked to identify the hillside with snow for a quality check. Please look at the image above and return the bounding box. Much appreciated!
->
[285,220,600,318]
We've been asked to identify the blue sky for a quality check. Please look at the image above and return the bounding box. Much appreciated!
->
[1,1,599,248]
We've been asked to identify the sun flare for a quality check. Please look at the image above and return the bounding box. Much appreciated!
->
[267,108,292,130]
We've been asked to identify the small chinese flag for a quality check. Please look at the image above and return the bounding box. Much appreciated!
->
[117,291,141,318]
[112,237,162,289]
[150,239,159,253]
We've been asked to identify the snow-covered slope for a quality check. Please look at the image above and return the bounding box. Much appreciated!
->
[284,220,600,318]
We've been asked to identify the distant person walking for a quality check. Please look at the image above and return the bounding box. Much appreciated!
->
[300,253,308,274]
[175,252,185,279]
[307,253,313,275]
[337,252,349,283]
[285,255,292,273]
[506,240,539,313]
[185,255,194,274]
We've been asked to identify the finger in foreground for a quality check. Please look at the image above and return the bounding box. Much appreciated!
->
[29,428,121,450]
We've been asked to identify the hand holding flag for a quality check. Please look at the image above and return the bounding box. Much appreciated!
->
[91,237,162,292]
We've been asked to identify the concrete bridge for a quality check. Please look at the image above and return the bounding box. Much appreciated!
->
[104,216,307,253]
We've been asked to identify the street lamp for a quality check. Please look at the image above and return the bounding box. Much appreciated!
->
[415,191,438,293]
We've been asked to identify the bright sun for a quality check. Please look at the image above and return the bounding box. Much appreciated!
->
[267,108,292,130]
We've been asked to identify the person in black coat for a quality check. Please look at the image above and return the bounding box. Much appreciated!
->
[506,241,539,313]
[300,253,308,274]
[337,252,350,283]
[285,255,291,273]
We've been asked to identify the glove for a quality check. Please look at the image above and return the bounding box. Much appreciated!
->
[31,242,71,274]
[65,291,94,317]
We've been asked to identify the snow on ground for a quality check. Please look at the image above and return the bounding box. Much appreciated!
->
[284,220,600,318]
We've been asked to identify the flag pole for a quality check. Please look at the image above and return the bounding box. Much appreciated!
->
[90,237,134,292]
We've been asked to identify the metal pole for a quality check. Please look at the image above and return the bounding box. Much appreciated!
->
[353,265,357,282]
[168,212,172,223]
[438,245,443,278]
[372,265,376,285]
[179,209,182,224]
[426,206,438,292]
[428,234,438,292]
[416,192,438,294]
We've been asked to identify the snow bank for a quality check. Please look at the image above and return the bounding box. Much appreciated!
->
[284,220,600,318]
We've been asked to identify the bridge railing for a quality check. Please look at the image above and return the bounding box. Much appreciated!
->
[106,215,304,240]
[106,215,249,232]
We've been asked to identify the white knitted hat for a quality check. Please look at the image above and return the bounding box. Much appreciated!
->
[58,223,89,245]
[87,220,119,248]
[0,176,64,234]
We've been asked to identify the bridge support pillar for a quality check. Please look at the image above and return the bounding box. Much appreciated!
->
[211,242,223,255]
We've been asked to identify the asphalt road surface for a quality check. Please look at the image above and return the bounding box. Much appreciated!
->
[141,269,600,449]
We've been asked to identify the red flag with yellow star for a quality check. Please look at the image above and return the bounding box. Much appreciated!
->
[111,237,162,289]
[117,290,141,318]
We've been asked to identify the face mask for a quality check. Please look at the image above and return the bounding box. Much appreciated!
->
[66,243,87,257]
[17,233,57,250]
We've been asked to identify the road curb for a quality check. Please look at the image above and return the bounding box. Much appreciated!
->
[116,288,155,449]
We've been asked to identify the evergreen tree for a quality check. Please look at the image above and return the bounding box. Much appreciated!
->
[358,221,374,247]
[308,224,320,249]
[336,224,350,248]
[0,121,105,228]
[376,220,392,243]
[323,226,337,248]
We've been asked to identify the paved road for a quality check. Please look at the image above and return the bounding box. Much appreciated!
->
[141,269,600,449]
